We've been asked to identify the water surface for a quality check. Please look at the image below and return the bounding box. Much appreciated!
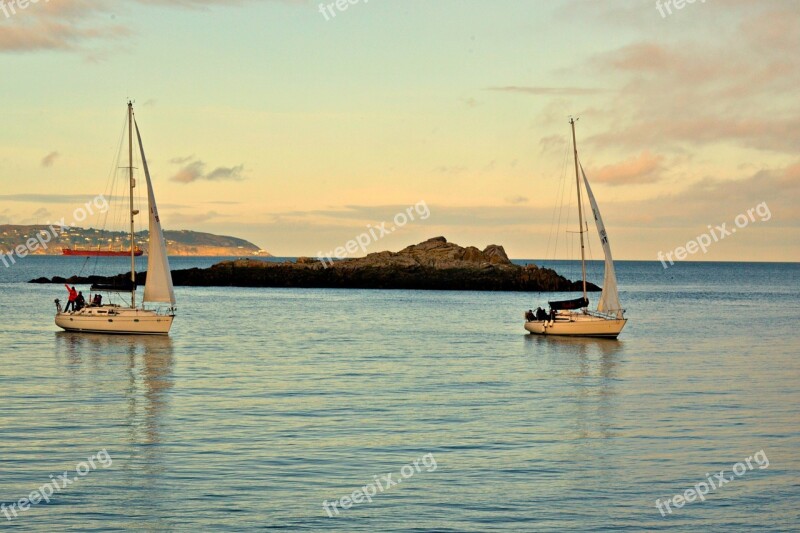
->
[0,258,798,531]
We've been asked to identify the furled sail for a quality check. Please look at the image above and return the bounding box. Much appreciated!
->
[135,120,176,306]
[549,297,590,311]
[580,163,622,318]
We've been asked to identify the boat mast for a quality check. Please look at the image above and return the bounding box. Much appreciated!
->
[570,117,588,301]
[128,101,136,308]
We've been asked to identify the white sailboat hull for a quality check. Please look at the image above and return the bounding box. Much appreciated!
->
[55,307,174,335]
[525,312,626,339]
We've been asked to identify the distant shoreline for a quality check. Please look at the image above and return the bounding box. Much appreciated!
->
[0,224,270,258]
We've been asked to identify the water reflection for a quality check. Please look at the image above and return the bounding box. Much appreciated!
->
[55,332,174,449]
[524,334,623,439]
[524,333,624,358]
[53,333,175,529]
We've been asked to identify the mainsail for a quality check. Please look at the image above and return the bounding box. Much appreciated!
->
[580,163,622,318]
[135,120,176,306]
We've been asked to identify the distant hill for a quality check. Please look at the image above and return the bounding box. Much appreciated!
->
[0,225,271,257]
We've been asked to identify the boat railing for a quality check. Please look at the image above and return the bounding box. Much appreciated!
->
[585,309,625,320]
[145,305,177,317]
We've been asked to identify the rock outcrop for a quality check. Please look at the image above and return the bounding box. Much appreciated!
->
[30,237,600,293]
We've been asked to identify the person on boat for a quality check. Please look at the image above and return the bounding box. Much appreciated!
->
[536,307,547,321]
[525,309,535,322]
[75,292,86,311]
[64,285,78,312]
[549,308,556,321]
[92,294,102,307]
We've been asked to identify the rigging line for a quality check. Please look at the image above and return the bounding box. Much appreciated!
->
[88,111,128,277]
[77,255,90,277]
[585,217,594,260]
[98,111,128,233]
[553,138,570,262]
[134,143,144,250]
[109,163,124,251]
[577,156,594,265]
[69,111,126,278]
[564,149,576,263]
[544,138,570,264]
[584,185,594,267]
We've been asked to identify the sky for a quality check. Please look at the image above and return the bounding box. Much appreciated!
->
[0,0,798,261]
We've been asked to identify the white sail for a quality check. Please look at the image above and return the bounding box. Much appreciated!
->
[580,163,622,318]
[135,120,176,306]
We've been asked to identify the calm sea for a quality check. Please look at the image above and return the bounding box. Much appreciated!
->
[0,257,798,531]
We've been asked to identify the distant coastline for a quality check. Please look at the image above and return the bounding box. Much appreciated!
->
[0,225,271,257]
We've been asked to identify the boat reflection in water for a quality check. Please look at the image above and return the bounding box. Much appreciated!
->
[524,333,623,440]
[55,331,175,509]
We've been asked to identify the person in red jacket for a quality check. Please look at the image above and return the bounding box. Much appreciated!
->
[64,285,78,312]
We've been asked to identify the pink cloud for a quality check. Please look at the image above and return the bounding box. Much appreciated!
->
[589,151,665,186]
[0,0,294,53]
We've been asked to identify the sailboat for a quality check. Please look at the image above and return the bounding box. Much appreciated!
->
[524,118,627,339]
[55,102,176,335]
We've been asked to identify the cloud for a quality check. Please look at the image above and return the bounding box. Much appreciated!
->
[481,160,497,173]
[488,86,608,96]
[277,160,799,231]
[170,158,245,183]
[433,165,467,176]
[167,210,224,225]
[601,159,800,229]
[506,196,529,205]
[576,3,800,155]
[171,161,205,183]
[206,165,245,181]
[0,193,115,203]
[463,97,481,108]
[169,154,195,165]
[272,203,545,228]
[41,151,60,168]
[588,151,665,186]
[539,134,568,155]
[31,207,51,218]
[0,0,278,54]
[18,207,54,224]
[0,3,131,54]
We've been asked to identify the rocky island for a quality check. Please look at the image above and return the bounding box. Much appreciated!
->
[30,237,600,292]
